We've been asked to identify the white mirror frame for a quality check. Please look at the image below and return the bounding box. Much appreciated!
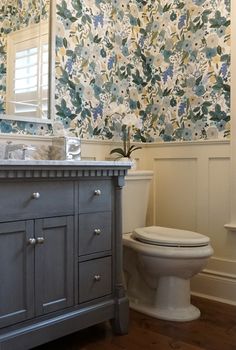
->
[1,0,54,124]
[48,0,56,123]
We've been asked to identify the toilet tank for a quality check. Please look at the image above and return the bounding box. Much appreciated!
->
[122,170,153,234]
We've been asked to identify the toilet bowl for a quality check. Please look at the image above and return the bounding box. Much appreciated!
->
[122,170,213,322]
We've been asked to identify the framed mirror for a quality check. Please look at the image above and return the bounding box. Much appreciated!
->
[0,0,54,122]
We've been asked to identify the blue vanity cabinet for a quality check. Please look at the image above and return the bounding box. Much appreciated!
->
[0,216,74,328]
[0,161,129,350]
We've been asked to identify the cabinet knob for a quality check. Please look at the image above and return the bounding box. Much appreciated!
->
[94,274,101,282]
[36,237,45,244]
[94,228,101,235]
[32,192,40,199]
[94,189,101,196]
[28,238,36,245]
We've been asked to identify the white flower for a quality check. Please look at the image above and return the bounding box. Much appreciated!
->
[195,120,206,130]
[129,87,139,101]
[188,5,202,17]
[53,120,66,136]
[153,53,164,68]
[206,34,219,48]
[129,3,140,18]
[192,128,202,140]
[184,121,194,129]
[192,38,202,50]
[122,114,141,129]
[109,102,128,116]
[83,0,98,13]
[83,86,94,100]
[207,126,219,139]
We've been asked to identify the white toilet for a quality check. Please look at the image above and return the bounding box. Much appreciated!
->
[122,170,213,322]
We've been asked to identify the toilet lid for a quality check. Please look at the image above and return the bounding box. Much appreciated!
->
[132,226,210,247]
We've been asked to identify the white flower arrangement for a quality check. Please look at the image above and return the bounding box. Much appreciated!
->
[108,103,142,158]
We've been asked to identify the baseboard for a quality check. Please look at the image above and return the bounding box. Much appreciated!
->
[191,291,236,306]
[191,268,236,306]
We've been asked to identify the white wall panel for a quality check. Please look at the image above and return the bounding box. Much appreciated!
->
[208,158,232,258]
[153,158,197,231]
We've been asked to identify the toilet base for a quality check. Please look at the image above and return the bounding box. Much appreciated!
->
[129,298,200,322]
[127,276,201,322]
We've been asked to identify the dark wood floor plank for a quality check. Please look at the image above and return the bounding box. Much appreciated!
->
[131,297,236,350]
[35,297,236,350]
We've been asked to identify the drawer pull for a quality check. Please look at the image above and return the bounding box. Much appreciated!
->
[36,237,45,244]
[94,228,101,235]
[32,192,40,199]
[28,238,36,245]
[94,274,101,282]
[94,189,101,196]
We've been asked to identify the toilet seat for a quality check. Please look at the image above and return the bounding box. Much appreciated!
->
[132,226,210,247]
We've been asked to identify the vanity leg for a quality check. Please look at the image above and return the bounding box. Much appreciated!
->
[111,177,130,335]
[111,296,129,335]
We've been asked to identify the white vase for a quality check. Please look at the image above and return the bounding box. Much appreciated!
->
[118,157,137,170]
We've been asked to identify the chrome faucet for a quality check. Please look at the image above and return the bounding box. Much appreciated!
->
[4,141,36,160]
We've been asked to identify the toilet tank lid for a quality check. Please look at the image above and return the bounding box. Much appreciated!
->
[132,226,210,247]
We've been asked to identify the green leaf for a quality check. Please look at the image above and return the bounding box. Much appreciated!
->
[176,2,185,9]
[223,84,230,92]
[163,3,171,12]
[66,50,75,57]
[63,38,68,48]
[220,54,230,62]
[202,105,208,114]
[110,148,126,157]
[217,46,222,55]
[93,35,102,43]
[196,75,202,86]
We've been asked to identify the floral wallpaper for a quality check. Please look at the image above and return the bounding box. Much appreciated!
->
[0,0,230,140]
[0,0,51,135]
[55,0,230,142]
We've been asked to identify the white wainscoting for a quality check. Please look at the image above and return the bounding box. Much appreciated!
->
[143,140,236,305]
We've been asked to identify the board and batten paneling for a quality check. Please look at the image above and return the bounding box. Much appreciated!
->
[144,141,236,305]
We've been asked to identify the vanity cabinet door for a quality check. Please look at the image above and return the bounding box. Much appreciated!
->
[34,216,74,316]
[0,220,34,328]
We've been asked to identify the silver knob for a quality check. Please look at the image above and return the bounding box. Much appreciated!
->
[32,192,40,199]
[94,274,101,282]
[28,238,36,245]
[36,237,45,244]
[94,228,101,235]
[94,189,101,196]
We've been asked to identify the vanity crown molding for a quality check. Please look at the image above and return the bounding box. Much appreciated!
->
[0,160,130,180]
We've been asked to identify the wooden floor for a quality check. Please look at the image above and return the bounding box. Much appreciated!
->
[36,296,236,350]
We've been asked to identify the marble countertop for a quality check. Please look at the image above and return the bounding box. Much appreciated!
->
[0,159,132,167]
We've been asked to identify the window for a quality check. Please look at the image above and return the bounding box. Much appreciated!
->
[6,22,48,119]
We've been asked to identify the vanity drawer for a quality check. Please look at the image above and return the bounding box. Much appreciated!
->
[79,257,112,303]
[0,181,74,221]
[79,212,112,256]
[78,180,112,213]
